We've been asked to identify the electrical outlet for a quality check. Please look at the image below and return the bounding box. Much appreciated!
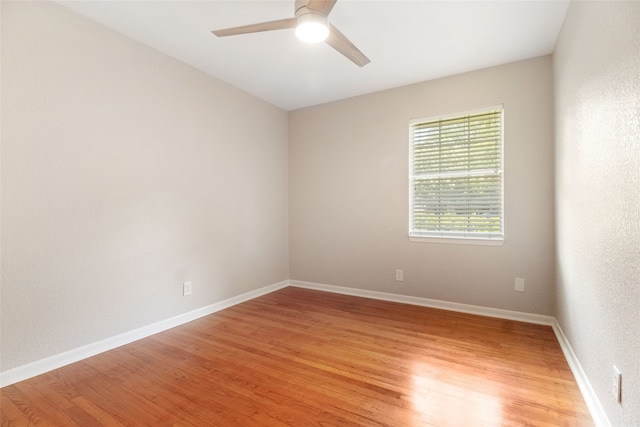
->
[395,270,404,282]
[613,366,621,403]
[515,277,525,292]
[183,281,192,296]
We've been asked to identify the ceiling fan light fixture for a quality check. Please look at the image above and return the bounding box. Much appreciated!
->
[212,0,369,66]
[295,13,329,43]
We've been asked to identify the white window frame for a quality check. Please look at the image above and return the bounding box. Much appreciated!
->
[409,105,504,246]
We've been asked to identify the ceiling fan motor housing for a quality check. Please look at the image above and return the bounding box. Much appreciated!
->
[294,0,314,16]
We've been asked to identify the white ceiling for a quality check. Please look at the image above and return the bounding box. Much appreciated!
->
[57,0,570,111]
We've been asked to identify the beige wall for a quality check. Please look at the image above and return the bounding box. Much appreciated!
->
[0,1,289,371]
[554,1,640,424]
[289,56,556,315]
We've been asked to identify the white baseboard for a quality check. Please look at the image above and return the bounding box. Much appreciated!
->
[1,278,610,427]
[289,279,610,427]
[289,279,556,325]
[551,320,611,427]
[0,280,289,388]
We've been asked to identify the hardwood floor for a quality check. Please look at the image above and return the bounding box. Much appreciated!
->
[1,287,594,426]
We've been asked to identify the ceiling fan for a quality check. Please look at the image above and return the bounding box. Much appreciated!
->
[212,0,370,67]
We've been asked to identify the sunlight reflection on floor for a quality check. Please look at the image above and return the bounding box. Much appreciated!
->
[411,363,503,426]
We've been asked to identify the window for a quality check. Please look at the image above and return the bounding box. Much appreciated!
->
[409,106,504,244]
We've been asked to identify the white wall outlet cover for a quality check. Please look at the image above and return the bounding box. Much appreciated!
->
[183,281,193,296]
[515,278,525,292]
[613,365,622,403]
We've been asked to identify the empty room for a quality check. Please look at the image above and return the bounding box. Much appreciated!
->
[1,1,638,426]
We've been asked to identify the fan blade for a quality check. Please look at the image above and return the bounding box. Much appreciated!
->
[325,24,370,67]
[212,18,297,37]
[306,0,337,16]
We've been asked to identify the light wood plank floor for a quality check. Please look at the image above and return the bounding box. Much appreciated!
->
[1,287,594,426]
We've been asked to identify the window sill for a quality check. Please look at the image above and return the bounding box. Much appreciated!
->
[409,235,504,246]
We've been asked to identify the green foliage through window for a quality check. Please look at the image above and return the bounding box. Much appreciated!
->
[409,107,504,240]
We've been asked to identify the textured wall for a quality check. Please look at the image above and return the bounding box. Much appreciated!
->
[554,1,640,425]
[1,2,289,371]
[289,57,556,315]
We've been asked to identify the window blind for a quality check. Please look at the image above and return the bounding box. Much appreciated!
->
[409,108,503,240]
